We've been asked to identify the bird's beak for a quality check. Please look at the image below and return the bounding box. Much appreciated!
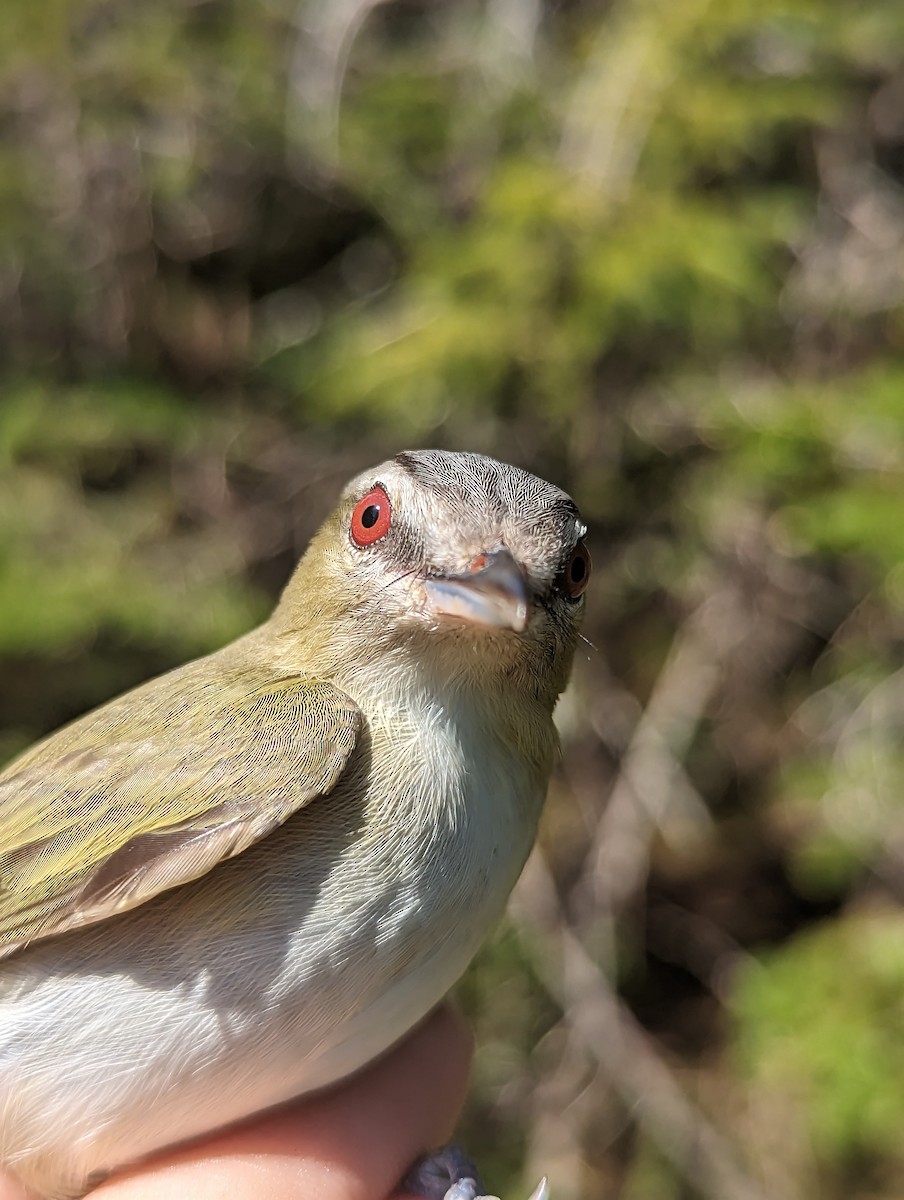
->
[423,548,530,633]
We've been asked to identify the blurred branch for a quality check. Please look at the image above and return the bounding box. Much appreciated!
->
[288,0,544,181]
[481,0,542,81]
[524,1020,610,1200]
[578,586,748,927]
[512,852,775,1200]
[559,0,714,198]
[288,0,392,162]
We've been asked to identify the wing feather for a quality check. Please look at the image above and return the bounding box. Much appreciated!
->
[0,655,361,957]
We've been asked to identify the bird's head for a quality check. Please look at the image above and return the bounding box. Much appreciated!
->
[272,451,589,708]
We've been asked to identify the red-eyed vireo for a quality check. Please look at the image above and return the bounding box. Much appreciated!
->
[0,450,590,1200]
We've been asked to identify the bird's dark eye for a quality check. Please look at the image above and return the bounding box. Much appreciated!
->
[560,540,591,599]
[351,486,392,546]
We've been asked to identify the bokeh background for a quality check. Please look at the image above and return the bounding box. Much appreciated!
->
[3,2,904,1197]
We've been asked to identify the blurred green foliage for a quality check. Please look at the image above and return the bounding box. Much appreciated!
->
[2,0,904,1197]
[735,912,904,1195]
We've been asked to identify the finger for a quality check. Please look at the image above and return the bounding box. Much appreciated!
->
[93,1004,473,1200]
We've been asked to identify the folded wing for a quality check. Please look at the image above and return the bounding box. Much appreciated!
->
[0,658,361,958]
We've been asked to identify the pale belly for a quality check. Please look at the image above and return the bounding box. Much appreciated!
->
[0,719,543,1199]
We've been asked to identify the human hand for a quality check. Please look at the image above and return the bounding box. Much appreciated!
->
[0,1006,472,1200]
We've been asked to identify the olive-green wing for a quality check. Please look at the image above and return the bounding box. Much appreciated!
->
[0,659,361,958]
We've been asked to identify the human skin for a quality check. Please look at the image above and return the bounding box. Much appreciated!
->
[0,1006,472,1200]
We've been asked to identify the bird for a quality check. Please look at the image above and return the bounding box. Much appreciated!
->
[0,449,590,1200]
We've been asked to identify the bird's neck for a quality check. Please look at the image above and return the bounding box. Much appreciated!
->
[244,611,557,784]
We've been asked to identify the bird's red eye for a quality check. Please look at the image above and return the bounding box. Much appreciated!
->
[561,540,591,599]
[350,486,392,547]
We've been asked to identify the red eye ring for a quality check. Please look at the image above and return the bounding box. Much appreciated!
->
[561,540,591,599]
[350,485,392,547]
